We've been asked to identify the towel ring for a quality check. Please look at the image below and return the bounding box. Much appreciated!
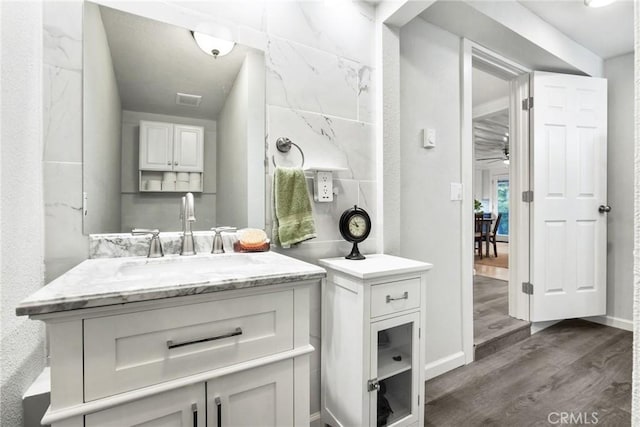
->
[271,137,305,168]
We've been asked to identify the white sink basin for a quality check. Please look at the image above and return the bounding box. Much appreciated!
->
[116,253,264,279]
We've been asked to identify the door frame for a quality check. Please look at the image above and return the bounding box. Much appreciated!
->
[461,40,531,363]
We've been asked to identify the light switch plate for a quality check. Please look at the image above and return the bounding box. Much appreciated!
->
[423,128,436,148]
[450,182,463,201]
[314,171,333,202]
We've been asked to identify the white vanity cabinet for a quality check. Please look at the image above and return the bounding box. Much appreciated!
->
[34,281,316,427]
[319,255,432,427]
[139,120,204,172]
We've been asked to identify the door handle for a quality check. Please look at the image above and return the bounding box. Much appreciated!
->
[599,205,611,213]
[192,403,198,427]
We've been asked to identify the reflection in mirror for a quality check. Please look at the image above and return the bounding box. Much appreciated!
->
[83,2,265,235]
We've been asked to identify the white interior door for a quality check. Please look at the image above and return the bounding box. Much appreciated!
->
[530,71,607,322]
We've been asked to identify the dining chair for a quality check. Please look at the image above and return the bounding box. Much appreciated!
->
[474,213,485,259]
[488,213,503,257]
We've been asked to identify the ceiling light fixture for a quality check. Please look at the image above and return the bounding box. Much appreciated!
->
[192,31,234,58]
[584,0,616,8]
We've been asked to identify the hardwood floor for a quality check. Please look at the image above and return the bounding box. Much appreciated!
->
[474,242,509,281]
[474,275,530,360]
[425,319,633,426]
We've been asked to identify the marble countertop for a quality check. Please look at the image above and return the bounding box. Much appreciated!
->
[318,254,432,280]
[16,252,326,316]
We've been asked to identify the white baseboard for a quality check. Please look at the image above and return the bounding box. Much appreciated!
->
[424,351,466,380]
[310,411,322,427]
[582,315,633,332]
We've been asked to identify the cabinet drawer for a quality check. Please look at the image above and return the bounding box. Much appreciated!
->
[370,278,420,318]
[84,290,294,401]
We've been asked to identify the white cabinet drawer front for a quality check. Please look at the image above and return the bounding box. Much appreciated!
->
[84,290,294,401]
[370,279,420,318]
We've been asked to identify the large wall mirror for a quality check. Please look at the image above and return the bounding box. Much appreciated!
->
[82,2,266,235]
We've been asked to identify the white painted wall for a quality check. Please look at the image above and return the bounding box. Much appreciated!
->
[120,110,217,233]
[1,2,46,425]
[217,55,250,228]
[83,1,122,234]
[216,50,265,230]
[399,17,464,368]
[603,53,634,323]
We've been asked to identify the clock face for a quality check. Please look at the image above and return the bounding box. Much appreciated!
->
[348,214,368,238]
[339,206,371,243]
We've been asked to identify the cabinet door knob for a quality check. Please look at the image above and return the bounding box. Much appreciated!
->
[167,161,171,165]
[174,161,179,166]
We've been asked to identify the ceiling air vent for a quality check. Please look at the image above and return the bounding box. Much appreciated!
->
[176,92,202,107]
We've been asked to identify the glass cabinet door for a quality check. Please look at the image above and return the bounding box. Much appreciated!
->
[369,312,420,427]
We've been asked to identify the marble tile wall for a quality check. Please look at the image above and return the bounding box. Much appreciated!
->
[44,0,377,417]
[43,0,87,283]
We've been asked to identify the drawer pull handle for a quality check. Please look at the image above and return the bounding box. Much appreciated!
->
[167,327,243,349]
[386,291,408,303]
[216,396,222,427]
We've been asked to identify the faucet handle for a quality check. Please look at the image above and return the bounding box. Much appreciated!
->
[131,229,164,258]
[132,228,160,236]
[210,227,237,254]
[210,226,237,234]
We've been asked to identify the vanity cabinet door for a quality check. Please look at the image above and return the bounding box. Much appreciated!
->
[140,121,173,171]
[85,384,205,427]
[369,312,420,427]
[207,360,294,427]
[173,124,204,172]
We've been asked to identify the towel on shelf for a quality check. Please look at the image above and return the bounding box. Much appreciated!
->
[272,167,316,248]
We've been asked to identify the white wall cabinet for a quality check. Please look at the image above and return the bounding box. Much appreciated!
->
[139,120,204,172]
[139,121,174,171]
[36,283,315,427]
[139,120,204,192]
[319,255,432,427]
[172,124,204,172]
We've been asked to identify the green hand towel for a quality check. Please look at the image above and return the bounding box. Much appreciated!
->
[272,167,317,248]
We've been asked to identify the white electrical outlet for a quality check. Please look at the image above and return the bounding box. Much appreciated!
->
[314,171,334,202]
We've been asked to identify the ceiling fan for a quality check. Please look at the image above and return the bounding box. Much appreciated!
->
[477,146,510,164]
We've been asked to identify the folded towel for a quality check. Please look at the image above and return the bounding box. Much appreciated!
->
[272,167,317,248]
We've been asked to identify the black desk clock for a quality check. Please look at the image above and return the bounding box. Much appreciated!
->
[339,205,371,260]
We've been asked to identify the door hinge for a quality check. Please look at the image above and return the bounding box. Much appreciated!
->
[419,328,421,339]
[367,378,380,392]
[522,190,534,203]
[522,282,533,295]
[418,395,420,406]
[522,97,534,111]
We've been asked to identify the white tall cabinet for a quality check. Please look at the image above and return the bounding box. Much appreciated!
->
[319,255,432,427]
